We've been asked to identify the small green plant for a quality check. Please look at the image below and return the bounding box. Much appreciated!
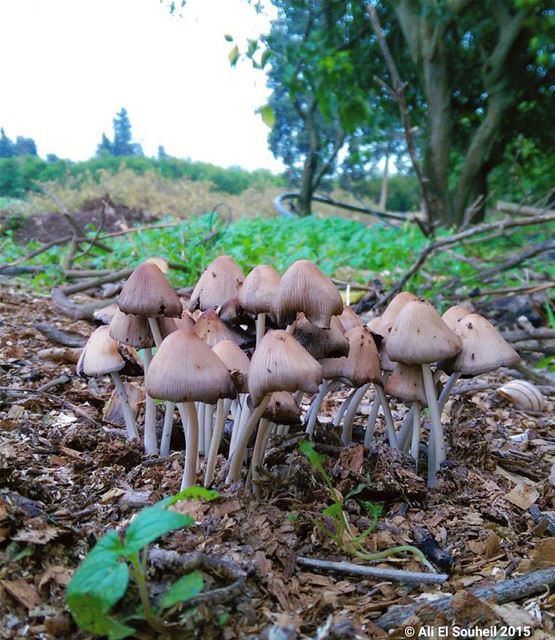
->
[535,301,555,372]
[66,487,218,639]
[299,440,433,569]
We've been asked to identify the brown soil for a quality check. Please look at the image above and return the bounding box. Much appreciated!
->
[0,284,554,639]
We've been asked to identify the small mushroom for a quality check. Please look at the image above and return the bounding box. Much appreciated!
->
[188,256,245,312]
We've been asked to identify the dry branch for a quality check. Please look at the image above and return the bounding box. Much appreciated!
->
[36,322,88,347]
[376,566,555,630]
[496,200,555,217]
[51,287,117,321]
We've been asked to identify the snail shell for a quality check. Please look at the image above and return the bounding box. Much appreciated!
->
[497,380,546,412]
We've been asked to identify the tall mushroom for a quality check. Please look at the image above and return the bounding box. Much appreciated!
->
[188,255,245,312]
[238,264,281,345]
[145,330,236,489]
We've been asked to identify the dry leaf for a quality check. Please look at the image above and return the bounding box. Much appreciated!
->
[12,524,62,545]
[504,483,539,510]
[2,579,42,610]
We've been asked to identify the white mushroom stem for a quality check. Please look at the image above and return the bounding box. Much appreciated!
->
[142,349,159,456]
[229,394,245,456]
[198,403,206,455]
[226,395,271,484]
[398,405,418,452]
[421,363,446,482]
[147,317,164,348]
[306,379,330,436]
[204,403,214,455]
[251,418,272,497]
[364,394,382,447]
[410,402,421,466]
[276,424,289,436]
[204,397,232,487]
[256,312,266,346]
[374,384,398,449]
[438,372,461,412]
[110,372,139,441]
[333,387,357,427]
[341,383,372,445]
[159,401,176,457]
[177,401,199,489]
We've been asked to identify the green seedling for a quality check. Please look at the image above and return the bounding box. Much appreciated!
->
[66,486,218,639]
[299,440,433,569]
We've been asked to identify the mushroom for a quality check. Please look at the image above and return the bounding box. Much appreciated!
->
[226,329,322,484]
[337,306,364,332]
[238,264,281,344]
[146,330,236,488]
[77,326,140,441]
[273,259,343,330]
[386,298,462,484]
[194,309,246,347]
[188,255,245,312]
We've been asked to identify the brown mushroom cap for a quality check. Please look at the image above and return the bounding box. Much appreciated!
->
[194,309,246,347]
[93,303,119,325]
[374,291,418,337]
[212,339,250,393]
[337,306,364,332]
[386,298,462,364]
[145,330,237,403]
[118,262,182,318]
[321,326,382,387]
[442,305,472,332]
[385,363,427,406]
[248,329,323,406]
[273,259,343,329]
[293,314,349,359]
[439,313,520,375]
[238,264,281,315]
[188,256,245,312]
[261,391,301,425]
[109,309,155,349]
[77,326,126,377]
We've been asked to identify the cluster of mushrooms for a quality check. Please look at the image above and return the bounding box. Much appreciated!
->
[77,255,520,490]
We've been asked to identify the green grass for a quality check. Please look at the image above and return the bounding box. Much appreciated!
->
[1,213,554,302]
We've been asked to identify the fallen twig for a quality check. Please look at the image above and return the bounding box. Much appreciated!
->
[51,287,118,321]
[376,566,555,630]
[36,322,88,347]
[296,556,447,584]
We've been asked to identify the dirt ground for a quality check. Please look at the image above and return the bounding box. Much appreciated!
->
[0,283,554,639]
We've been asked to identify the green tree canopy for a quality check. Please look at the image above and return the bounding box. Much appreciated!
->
[96,108,144,158]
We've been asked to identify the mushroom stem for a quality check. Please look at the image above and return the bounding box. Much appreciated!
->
[251,418,272,497]
[204,403,214,455]
[177,401,199,489]
[306,379,330,436]
[147,317,164,348]
[438,372,461,413]
[159,401,176,457]
[226,395,271,484]
[398,405,417,452]
[204,398,231,487]
[374,384,398,449]
[333,387,357,427]
[198,402,206,455]
[110,372,139,441]
[229,394,244,456]
[142,348,159,456]
[364,394,382,447]
[421,363,445,484]
[341,383,372,445]
[256,312,266,346]
[410,402,421,466]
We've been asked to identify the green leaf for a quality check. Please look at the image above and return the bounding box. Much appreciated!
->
[159,571,204,609]
[299,440,326,469]
[67,592,135,640]
[167,486,219,504]
[224,34,234,42]
[322,502,343,518]
[259,104,275,129]
[123,505,193,555]
[260,49,273,68]
[545,302,555,331]
[228,44,240,66]
[85,530,126,565]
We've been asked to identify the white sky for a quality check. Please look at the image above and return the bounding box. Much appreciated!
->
[0,0,284,172]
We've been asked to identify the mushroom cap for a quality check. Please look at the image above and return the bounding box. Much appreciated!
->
[337,306,364,332]
[293,314,349,359]
[248,329,323,406]
[77,326,126,377]
[273,259,343,329]
[386,298,462,364]
[194,309,246,347]
[188,256,245,312]
[374,291,419,337]
[145,330,237,403]
[118,262,182,318]
[93,302,119,326]
[261,391,301,425]
[439,313,520,375]
[442,305,472,332]
[238,264,281,315]
[212,339,250,394]
[109,309,155,349]
[320,326,381,386]
[385,363,427,406]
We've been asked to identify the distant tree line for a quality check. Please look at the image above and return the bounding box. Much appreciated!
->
[0,128,38,158]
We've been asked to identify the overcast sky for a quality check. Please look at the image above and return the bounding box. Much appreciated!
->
[0,0,284,172]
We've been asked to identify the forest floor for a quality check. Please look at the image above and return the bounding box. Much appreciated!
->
[1,282,554,639]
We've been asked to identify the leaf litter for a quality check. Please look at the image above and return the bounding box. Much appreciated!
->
[0,284,554,638]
